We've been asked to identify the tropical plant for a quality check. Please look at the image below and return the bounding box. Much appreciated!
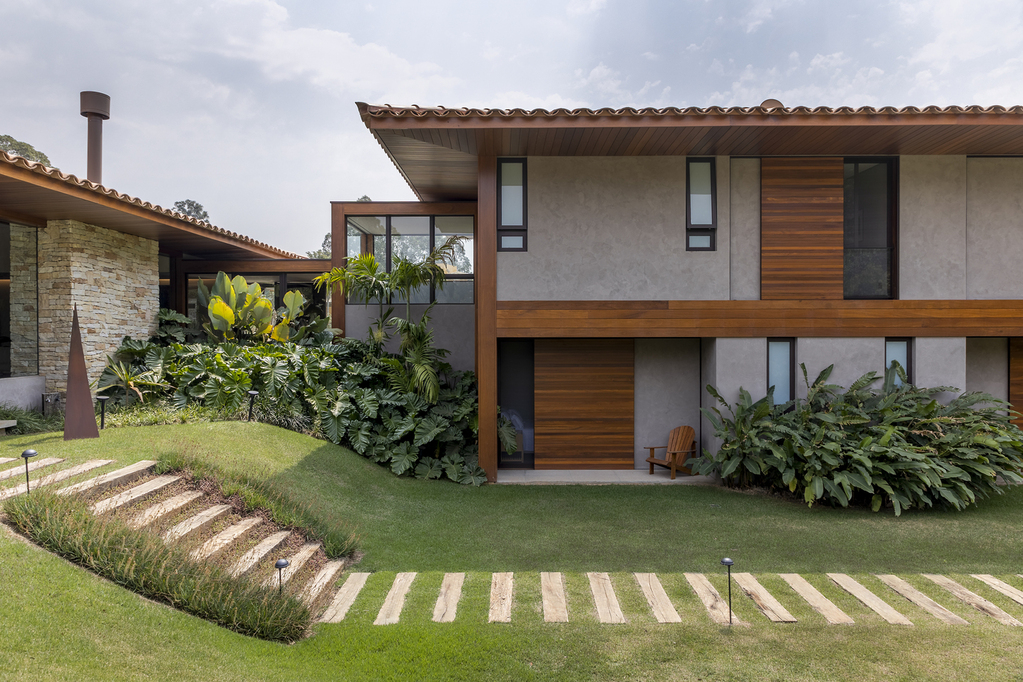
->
[198,273,275,342]
[691,363,1023,515]
[154,307,191,344]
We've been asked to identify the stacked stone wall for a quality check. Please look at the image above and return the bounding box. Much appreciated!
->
[9,224,38,376]
[38,220,159,392]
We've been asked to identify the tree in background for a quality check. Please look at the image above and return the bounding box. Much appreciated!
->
[173,199,209,222]
[306,195,371,259]
[0,135,52,166]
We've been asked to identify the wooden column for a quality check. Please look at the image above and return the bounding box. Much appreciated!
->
[477,156,499,481]
[1010,338,1023,426]
[171,255,187,316]
[330,202,346,335]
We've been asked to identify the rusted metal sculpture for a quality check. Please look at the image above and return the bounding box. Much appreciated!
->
[63,305,99,440]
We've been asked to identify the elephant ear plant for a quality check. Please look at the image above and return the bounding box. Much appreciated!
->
[198,273,274,342]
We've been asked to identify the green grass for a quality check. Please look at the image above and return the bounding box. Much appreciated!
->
[4,422,1023,680]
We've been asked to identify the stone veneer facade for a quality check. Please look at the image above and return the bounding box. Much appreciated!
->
[37,220,159,392]
[9,223,38,376]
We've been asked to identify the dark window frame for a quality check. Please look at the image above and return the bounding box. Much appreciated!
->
[497,158,528,252]
[686,157,717,251]
[843,157,899,300]
[885,337,913,385]
[767,337,796,405]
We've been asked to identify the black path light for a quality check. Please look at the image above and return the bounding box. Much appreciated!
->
[275,559,290,593]
[247,390,259,422]
[97,395,110,430]
[721,557,734,626]
[21,449,38,495]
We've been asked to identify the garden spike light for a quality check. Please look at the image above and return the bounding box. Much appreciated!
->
[275,559,290,593]
[247,390,259,422]
[21,449,38,495]
[97,395,110,429]
[721,557,734,625]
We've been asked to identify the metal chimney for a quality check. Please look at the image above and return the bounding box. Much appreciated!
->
[80,91,110,184]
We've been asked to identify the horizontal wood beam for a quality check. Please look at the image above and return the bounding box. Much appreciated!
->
[496,300,1023,338]
[332,201,477,216]
[181,259,330,274]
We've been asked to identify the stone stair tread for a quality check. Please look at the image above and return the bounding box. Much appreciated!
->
[302,561,347,606]
[129,491,204,529]
[190,517,261,561]
[57,460,157,497]
[163,504,232,542]
[0,460,113,502]
[90,475,180,515]
[0,457,64,482]
[229,530,292,578]
[263,542,321,588]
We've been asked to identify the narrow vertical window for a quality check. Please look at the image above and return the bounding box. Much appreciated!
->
[686,158,717,251]
[844,159,897,299]
[885,338,912,386]
[498,159,527,251]
[767,338,795,405]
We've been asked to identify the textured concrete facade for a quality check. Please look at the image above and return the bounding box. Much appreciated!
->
[966,158,1023,299]
[497,156,731,301]
[633,338,701,468]
[701,337,766,455]
[795,338,885,398]
[38,220,159,392]
[914,337,966,402]
[0,375,46,410]
[9,224,38,376]
[729,158,761,300]
[965,337,1008,403]
[345,302,475,372]
[899,156,967,300]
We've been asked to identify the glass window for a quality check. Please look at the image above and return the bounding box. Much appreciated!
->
[844,159,896,299]
[498,159,527,252]
[686,158,717,251]
[768,339,794,405]
[435,216,474,275]
[346,216,385,260]
[885,338,911,386]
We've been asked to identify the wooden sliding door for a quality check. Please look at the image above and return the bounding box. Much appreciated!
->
[533,339,634,469]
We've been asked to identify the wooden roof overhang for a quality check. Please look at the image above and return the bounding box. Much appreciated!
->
[0,152,298,259]
[357,103,1023,201]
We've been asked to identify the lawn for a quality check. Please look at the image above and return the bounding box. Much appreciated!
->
[3,422,1023,681]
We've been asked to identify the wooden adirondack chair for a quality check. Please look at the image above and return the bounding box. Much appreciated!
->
[644,425,696,479]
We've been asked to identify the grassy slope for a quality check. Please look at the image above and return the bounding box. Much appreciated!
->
[3,422,1023,681]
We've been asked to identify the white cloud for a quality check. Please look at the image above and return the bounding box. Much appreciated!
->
[641,51,659,60]
[900,0,1023,73]
[741,0,800,33]
[807,52,851,74]
[567,0,607,16]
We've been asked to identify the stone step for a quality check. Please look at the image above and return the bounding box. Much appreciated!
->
[0,460,114,502]
[375,572,416,625]
[90,476,180,515]
[0,457,64,482]
[302,561,347,606]
[320,572,371,623]
[190,517,262,561]
[163,504,232,542]
[489,572,514,623]
[129,491,204,529]
[229,531,292,578]
[827,573,912,626]
[57,460,157,497]
[263,542,321,588]
[432,573,465,623]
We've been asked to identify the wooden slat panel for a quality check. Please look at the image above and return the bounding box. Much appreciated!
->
[761,158,845,300]
[534,339,634,470]
[477,157,499,481]
[1010,338,1023,427]
[495,299,1023,338]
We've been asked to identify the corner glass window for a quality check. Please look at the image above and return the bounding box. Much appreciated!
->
[767,338,794,405]
[686,158,716,251]
[498,159,527,251]
[885,338,912,386]
[844,159,896,299]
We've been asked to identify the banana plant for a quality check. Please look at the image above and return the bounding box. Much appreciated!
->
[198,273,274,341]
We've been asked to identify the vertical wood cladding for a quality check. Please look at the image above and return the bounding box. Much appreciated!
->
[1010,338,1023,426]
[534,339,634,469]
[761,158,845,300]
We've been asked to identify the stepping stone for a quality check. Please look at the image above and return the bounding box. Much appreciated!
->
[827,573,912,625]
[0,460,113,502]
[685,572,745,625]
[320,572,371,622]
[489,572,514,623]
[973,575,1023,608]
[876,575,969,625]
[57,460,157,497]
[375,572,417,625]
[733,573,797,623]
[634,573,680,623]
[541,572,569,623]
[432,573,465,623]
[588,572,626,624]
[190,517,261,561]
[302,561,346,605]
[163,504,232,542]
[780,573,854,625]
[0,457,63,481]
[923,574,1022,626]
[90,475,180,515]
[229,530,291,578]
[128,491,204,529]
[263,542,321,588]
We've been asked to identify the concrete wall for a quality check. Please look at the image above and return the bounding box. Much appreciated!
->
[633,338,701,468]
[899,156,967,300]
[9,224,38,376]
[729,158,761,300]
[795,338,885,398]
[0,375,46,411]
[914,337,966,402]
[966,158,1023,299]
[38,220,159,392]
[701,337,766,455]
[345,303,475,372]
[965,337,1008,403]
[496,156,731,301]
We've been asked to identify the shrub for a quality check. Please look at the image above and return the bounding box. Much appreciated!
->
[0,403,64,435]
[691,363,1023,515]
[4,491,310,642]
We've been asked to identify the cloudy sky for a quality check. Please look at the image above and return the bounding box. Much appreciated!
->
[3,0,1022,255]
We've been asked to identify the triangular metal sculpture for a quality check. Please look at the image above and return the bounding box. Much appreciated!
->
[64,305,99,440]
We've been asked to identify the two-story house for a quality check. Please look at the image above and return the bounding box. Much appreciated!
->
[336,102,1023,482]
